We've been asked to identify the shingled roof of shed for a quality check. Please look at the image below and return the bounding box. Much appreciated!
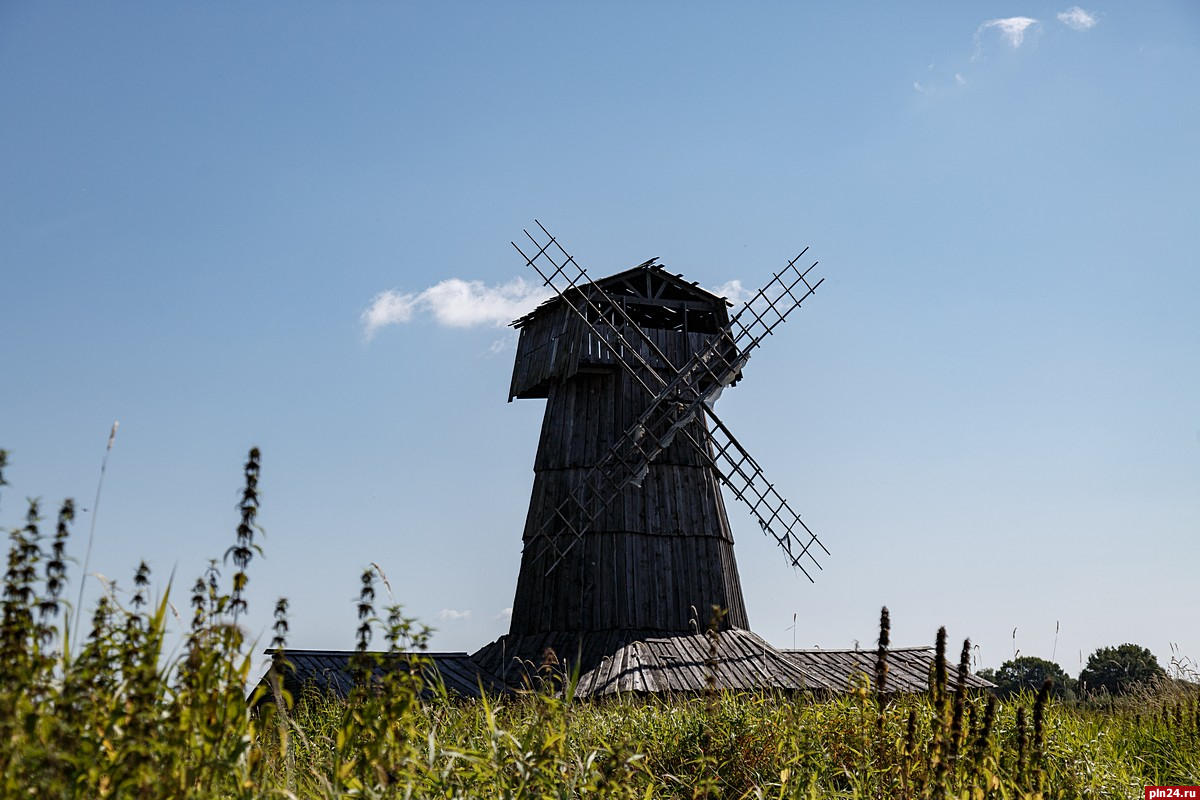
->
[254,638,992,700]
[258,650,506,701]
[779,646,995,693]
[473,629,829,696]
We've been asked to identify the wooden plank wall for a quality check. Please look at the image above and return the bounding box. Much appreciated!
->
[512,303,721,401]
[508,528,749,634]
[510,311,582,399]
[508,313,750,635]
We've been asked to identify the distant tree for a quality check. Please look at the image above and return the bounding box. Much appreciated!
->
[975,667,998,684]
[981,656,1075,699]
[1078,644,1165,695]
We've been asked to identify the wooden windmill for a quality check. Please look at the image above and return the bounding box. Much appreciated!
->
[473,222,833,693]
[261,225,997,700]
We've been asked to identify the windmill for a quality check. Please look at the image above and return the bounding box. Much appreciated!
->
[472,223,833,693]
[260,225,997,699]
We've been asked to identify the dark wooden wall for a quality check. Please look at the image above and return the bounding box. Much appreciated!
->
[507,305,750,635]
[510,303,723,401]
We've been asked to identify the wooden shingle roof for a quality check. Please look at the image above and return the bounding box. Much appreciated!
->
[259,650,505,700]
[511,259,731,330]
[780,647,995,694]
[472,629,830,696]
[255,635,992,700]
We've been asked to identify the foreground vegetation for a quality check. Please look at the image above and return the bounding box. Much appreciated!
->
[2,448,1197,798]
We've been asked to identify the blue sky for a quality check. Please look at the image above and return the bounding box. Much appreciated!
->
[2,3,1197,680]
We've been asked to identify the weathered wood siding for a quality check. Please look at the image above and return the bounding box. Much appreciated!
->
[510,303,723,399]
[508,316,747,634]
[510,312,577,400]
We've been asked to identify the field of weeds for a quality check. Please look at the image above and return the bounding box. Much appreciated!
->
[2,448,1197,798]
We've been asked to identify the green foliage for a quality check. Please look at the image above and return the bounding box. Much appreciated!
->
[0,449,268,798]
[982,656,1077,699]
[1,446,1198,798]
[1080,643,1167,696]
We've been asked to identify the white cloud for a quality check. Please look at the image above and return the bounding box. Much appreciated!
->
[361,291,417,333]
[1057,6,1097,31]
[495,607,513,620]
[979,16,1040,49]
[913,81,934,94]
[955,73,967,86]
[709,279,752,305]
[487,336,516,355]
[434,608,472,622]
[362,277,553,339]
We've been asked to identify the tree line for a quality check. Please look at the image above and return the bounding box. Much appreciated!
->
[977,644,1175,699]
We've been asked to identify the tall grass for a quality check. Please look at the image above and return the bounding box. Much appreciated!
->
[0,447,1196,798]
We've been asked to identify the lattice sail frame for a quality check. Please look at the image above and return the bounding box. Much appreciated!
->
[511,221,830,580]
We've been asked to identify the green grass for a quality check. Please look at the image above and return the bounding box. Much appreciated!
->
[252,676,1199,798]
[1,447,1197,798]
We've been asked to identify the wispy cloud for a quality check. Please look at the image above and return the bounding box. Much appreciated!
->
[434,608,472,622]
[495,607,513,620]
[709,279,752,306]
[488,337,515,355]
[922,10,1087,98]
[979,16,1040,49]
[913,76,968,96]
[1057,6,1097,31]
[362,277,552,340]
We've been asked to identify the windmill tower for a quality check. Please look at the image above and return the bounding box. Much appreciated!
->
[506,260,749,634]
[473,223,831,694]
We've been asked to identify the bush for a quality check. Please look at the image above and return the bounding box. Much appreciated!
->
[1080,643,1166,696]
[981,656,1077,699]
